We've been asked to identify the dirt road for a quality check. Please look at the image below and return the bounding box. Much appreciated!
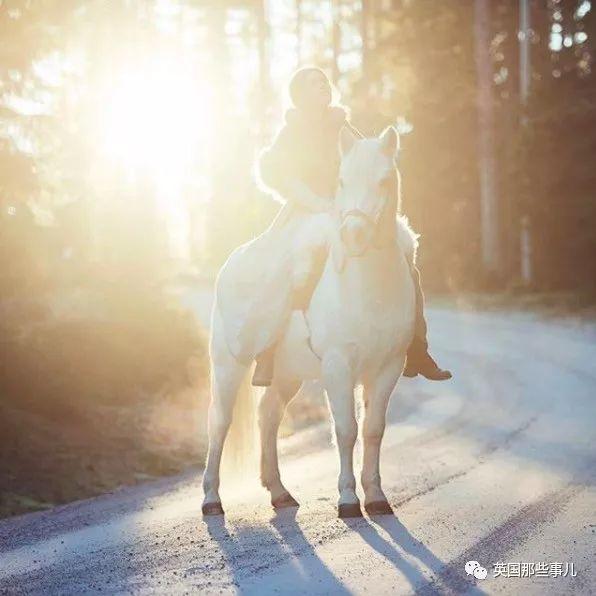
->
[1,296,594,594]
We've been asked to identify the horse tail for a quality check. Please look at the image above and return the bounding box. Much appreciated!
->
[209,303,258,486]
[222,365,258,482]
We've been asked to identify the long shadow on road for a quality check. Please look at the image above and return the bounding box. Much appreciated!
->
[342,513,485,596]
[205,509,350,594]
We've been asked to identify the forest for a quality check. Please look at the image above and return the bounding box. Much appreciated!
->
[1,0,595,517]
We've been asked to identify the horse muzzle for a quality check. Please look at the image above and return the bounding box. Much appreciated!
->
[340,213,374,257]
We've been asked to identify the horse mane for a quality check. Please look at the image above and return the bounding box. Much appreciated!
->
[373,164,417,265]
[396,214,419,266]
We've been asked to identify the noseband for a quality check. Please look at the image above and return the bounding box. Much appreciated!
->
[339,208,375,228]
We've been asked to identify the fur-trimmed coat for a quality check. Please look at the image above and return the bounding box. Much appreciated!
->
[215,107,360,360]
[259,105,363,200]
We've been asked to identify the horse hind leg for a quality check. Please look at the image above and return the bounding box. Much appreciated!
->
[259,378,301,509]
[202,327,248,516]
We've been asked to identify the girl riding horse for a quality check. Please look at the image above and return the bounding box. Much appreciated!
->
[253,66,451,386]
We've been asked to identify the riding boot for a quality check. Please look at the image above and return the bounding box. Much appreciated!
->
[252,343,277,387]
[403,337,452,380]
[403,266,452,381]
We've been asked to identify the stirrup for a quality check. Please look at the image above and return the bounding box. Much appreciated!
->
[252,373,272,387]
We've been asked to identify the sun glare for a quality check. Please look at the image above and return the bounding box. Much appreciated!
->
[100,61,212,175]
[97,59,214,259]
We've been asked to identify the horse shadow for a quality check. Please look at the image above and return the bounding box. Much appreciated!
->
[202,501,487,595]
[341,513,486,595]
[204,509,350,594]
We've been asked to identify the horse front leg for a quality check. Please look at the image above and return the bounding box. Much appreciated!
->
[361,355,405,516]
[259,378,301,509]
[322,350,361,518]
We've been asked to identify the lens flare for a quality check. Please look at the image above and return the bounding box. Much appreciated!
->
[100,60,212,175]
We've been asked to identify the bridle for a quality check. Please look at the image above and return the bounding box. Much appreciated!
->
[336,151,398,254]
[339,208,376,229]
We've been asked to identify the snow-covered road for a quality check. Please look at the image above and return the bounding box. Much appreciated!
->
[1,294,595,595]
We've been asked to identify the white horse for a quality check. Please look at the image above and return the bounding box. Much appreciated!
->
[202,126,417,518]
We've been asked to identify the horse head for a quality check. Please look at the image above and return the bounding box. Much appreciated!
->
[336,126,400,258]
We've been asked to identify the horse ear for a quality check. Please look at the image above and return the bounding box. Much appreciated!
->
[379,126,399,158]
[340,126,357,156]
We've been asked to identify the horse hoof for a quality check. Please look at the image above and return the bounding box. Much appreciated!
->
[272,492,299,509]
[202,502,224,516]
[338,503,363,518]
[364,500,393,516]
